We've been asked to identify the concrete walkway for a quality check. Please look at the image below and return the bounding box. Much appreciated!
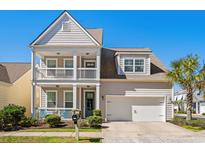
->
[0,131,102,138]
[102,122,205,143]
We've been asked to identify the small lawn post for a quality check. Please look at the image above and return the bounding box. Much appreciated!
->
[72,113,80,141]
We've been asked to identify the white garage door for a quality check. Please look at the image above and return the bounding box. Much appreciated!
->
[106,96,165,121]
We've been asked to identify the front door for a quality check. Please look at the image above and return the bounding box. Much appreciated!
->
[85,91,95,117]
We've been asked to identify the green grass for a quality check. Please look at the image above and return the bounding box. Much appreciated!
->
[19,127,101,132]
[182,125,204,132]
[0,136,101,143]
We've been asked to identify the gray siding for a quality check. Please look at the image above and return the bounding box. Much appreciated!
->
[38,16,96,46]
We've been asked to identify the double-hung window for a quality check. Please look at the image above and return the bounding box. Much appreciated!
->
[135,59,144,72]
[124,58,145,73]
[47,91,57,108]
[64,91,73,108]
[64,59,73,77]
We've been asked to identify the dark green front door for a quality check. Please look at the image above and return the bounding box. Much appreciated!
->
[85,91,95,117]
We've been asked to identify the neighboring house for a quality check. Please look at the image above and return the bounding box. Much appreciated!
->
[174,90,205,114]
[30,11,173,122]
[0,63,35,115]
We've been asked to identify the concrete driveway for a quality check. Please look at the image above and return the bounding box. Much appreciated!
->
[102,121,205,143]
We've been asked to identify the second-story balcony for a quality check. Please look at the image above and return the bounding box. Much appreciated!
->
[36,67,98,80]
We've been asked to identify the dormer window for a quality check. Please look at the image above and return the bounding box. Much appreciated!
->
[62,21,71,31]
[124,58,145,73]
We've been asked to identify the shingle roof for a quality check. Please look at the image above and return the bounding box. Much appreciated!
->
[108,48,151,52]
[101,48,168,81]
[0,63,31,84]
[86,29,103,45]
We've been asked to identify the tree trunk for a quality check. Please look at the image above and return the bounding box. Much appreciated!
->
[186,87,193,121]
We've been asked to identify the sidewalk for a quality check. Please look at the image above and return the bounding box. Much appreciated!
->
[0,131,102,138]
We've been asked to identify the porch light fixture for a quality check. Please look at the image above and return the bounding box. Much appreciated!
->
[56,52,60,55]
[86,85,90,88]
[56,85,59,88]
[86,52,89,55]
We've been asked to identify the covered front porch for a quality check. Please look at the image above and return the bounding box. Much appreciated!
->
[35,83,100,120]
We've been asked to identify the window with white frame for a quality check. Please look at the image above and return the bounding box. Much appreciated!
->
[64,91,73,108]
[135,59,144,72]
[124,58,145,73]
[47,91,57,108]
[64,59,73,68]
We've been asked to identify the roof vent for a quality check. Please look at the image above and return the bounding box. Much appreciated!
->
[62,20,71,32]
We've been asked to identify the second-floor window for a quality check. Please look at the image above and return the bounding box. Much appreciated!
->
[64,59,73,68]
[124,58,145,73]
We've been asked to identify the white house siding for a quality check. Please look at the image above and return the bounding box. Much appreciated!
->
[100,81,173,121]
[119,54,150,75]
[38,16,96,46]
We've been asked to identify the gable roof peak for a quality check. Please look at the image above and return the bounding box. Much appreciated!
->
[30,11,101,47]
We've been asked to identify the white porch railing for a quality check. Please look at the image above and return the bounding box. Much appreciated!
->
[36,67,98,80]
[77,68,97,79]
[36,67,74,80]
[37,108,73,120]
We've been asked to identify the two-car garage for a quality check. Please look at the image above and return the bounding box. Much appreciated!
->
[106,96,166,122]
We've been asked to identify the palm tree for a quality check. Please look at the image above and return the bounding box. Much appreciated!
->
[167,54,205,120]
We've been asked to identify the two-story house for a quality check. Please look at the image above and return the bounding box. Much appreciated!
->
[30,11,173,122]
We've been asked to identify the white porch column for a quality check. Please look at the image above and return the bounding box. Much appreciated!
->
[96,84,100,109]
[73,54,77,80]
[96,48,101,80]
[196,101,199,114]
[31,51,36,117]
[73,84,77,109]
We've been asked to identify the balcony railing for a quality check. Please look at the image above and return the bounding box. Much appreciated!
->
[36,67,97,80]
[77,68,97,80]
[36,67,74,80]
[37,108,73,120]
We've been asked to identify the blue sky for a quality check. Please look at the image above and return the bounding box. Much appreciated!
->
[0,10,205,70]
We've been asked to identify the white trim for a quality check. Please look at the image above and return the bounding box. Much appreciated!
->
[40,87,42,107]
[79,87,82,111]
[31,11,100,47]
[83,59,96,68]
[63,90,73,108]
[164,96,167,122]
[36,82,100,86]
[83,89,96,118]
[46,90,58,108]
[123,57,146,74]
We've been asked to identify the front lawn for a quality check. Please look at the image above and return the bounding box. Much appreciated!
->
[182,125,204,132]
[0,136,101,143]
[19,127,101,132]
[170,117,205,132]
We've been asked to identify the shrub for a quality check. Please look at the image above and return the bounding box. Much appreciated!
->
[186,120,205,129]
[30,117,39,127]
[19,117,39,128]
[19,117,32,127]
[176,111,186,114]
[202,113,205,116]
[87,116,103,128]
[45,114,61,128]
[0,110,3,130]
[0,104,26,131]
[171,117,186,126]
[93,109,102,116]
[78,119,89,128]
